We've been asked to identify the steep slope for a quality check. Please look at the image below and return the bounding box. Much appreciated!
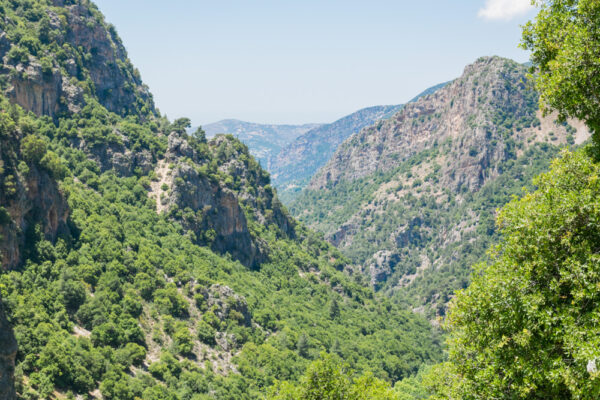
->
[290,57,589,317]
[0,0,154,119]
[0,1,442,398]
[0,114,69,270]
[407,81,450,103]
[202,119,321,168]
[270,105,402,202]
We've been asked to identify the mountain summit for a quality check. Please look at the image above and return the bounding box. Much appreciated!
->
[290,56,589,316]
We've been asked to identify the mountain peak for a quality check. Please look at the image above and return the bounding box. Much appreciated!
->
[308,56,537,191]
[0,0,155,119]
[290,55,589,316]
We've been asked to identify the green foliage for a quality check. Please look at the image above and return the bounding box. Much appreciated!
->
[296,333,310,358]
[0,92,441,398]
[193,126,207,143]
[173,324,194,355]
[197,320,216,345]
[268,353,402,400]
[522,0,600,143]
[0,207,11,225]
[445,149,600,398]
[20,135,47,164]
[171,117,191,133]
[328,298,339,320]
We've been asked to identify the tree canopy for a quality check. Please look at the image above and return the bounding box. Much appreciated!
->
[445,150,600,398]
[522,0,600,144]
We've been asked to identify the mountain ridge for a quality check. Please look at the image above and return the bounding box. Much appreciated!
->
[290,56,589,316]
[269,104,403,201]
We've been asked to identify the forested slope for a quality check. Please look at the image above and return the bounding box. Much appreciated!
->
[0,1,442,398]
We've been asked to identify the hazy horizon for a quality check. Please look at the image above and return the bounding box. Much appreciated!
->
[94,0,535,126]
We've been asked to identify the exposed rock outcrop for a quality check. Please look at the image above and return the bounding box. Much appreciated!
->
[151,132,263,268]
[0,130,70,270]
[367,250,400,286]
[71,135,154,177]
[63,3,153,116]
[203,284,252,327]
[0,1,154,119]
[310,57,587,192]
[210,135,296,240]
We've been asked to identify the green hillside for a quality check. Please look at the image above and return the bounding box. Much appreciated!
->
[0,1,441,399]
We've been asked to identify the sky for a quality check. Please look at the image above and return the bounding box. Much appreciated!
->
[93,0,536,126]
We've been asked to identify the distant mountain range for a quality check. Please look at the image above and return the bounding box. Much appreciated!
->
[201,120,321,168]
[269,105,404,202]
[200,83,450,203]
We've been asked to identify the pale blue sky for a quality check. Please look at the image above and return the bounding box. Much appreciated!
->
[93,0,536,125]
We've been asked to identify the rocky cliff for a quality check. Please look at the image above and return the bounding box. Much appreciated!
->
[290,57,590,316]
[0,107,69,270]
[150,132,296,268]
[0,0,154,119]
[151,132,264,268]
[310,57,585,191]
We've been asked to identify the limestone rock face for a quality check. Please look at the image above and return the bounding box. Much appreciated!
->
[0,1,154,119]
[210,135,296,240]
[75,135,154,177]
[0,166,70,270]
[310,57,587,193]
[0,131,70,270]
[204,284,252,327]
[368,250,400,286]
[63,3,152,116]
[151,133,299,268]
[153,132,263,268]
[0,299,17,400]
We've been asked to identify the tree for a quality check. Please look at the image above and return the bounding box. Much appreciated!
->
[297,333,309,358]
[192,126,207,143]
[20,135,47,164]
[439,2,600,398]
[328,298,340,320]
[173,326,194,355]
[197,320,216,345]
[522,0,600,146]
[445,150,600,399]
[171,117,191,134]
[268,353,399,400]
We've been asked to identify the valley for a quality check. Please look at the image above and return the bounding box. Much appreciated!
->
[0,0,599,399]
